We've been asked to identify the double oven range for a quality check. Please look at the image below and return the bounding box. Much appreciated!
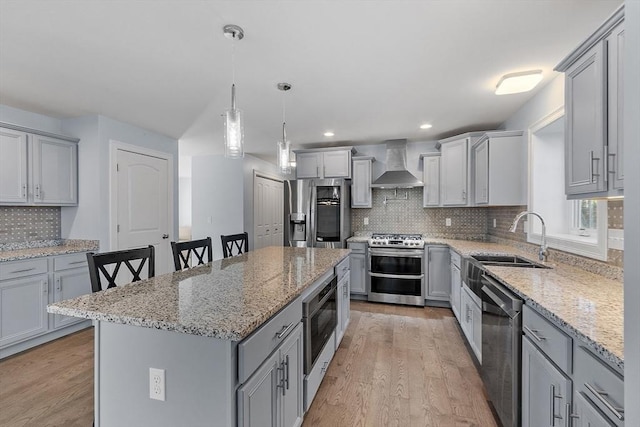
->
[367,233,426,307]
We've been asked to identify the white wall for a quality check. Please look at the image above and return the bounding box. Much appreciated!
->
[191,155,244,260]
[624,0,640,419]
[0,104,63,134]
[502,75,564,132]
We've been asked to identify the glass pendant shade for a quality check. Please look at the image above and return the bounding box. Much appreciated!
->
[224,84,244,158]
[277,139,291,174]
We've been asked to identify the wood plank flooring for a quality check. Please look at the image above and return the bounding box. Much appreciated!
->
[0,302,497,427]
[303,301,498,427]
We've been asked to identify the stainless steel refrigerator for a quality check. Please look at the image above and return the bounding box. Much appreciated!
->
[284,179,351,248]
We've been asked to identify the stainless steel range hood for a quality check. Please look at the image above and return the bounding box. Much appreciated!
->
[371,139,423,188]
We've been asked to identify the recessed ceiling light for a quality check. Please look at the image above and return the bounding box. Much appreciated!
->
[324,132,335,137]
[419,123,433,130]
[495,70,543,95]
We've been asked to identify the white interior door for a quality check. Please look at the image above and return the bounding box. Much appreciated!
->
[254,175,283,250]
[116,149,170,275]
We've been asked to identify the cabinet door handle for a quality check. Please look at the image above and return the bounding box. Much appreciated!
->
[35,184,41,199]
[276,360,285,394]
[42,280,48,294]
[462,189,466,200]
[608,151,617,178]
[584,382,624,420]
[565,403,579,427]
[524,325,546,342]
[22,184,27,198]
[55,278,61,292]
[276,322,294,339]
[589,151,600,183]
[284,354,290,391]
[550,385,563,426]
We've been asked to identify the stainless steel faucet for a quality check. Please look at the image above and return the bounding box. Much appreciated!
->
[509,211,548,262]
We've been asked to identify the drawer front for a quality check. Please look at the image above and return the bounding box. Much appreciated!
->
[335,257,350,281]
[238,297,303,384]
[574,345,624,425]
[0,258,48,281]
[54,252,88,271]
[523,305,572,373]
[304,330,336,411]
[347,242,366,254]
[450,250,461,269]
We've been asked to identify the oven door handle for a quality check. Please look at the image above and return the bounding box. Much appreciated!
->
[369,249,425,257]
[368,272,424,280]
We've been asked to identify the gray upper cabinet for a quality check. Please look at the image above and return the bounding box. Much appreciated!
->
[555,6,624,199]
[0,123,79,206]
[472,131,526,206]
[294,148,353,180]
[440,137,468,206]
[420,153,440,207]
[351,157,374,208]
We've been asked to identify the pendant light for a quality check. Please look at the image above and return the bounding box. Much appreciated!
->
[277,82,292,174]
[223,24,244,158]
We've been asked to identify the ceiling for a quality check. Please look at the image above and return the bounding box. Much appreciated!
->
[0,0,623,162]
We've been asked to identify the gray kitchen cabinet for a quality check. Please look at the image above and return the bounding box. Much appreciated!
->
[449,250,462,322]
[555,7,624,198]
[426,245,450,302]
[522,336,572,427]
[440,137,468,206]
[238,323,303,427]
[52,266,91,329]
[335,257,351,347]
[0,123,79,206]
[294,148,353,179]
[420,153,440,207]
[351,157,374,208]
[347,242,367,295]
[460,285,481,363]
[571,391,616,427]
[0,273,49,348]
[472,131,526,206]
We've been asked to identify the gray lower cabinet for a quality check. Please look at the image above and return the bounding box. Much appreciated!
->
[572,391,616,427]
[426,245,450,301]
[348,242,366,295]
[52,267,91,329]
[522,336,572,427]
[238,323,304,427]
[0,273,49,347]
[335,273,350,348]
[449,251,462,322]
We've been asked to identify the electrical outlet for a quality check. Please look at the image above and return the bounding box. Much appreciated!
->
[445,218,452,227]
[149,368,165,401]
[364,217,369,225]
[493,218,497,228]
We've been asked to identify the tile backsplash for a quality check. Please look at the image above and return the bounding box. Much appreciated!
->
[0,206,61,243]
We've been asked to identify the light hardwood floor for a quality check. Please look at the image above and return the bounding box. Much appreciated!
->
[0,302,497,427]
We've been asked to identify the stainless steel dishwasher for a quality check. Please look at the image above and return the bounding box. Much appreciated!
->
[480,273,523,427]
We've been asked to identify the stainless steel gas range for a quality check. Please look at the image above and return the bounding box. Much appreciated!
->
[367,233,426,306]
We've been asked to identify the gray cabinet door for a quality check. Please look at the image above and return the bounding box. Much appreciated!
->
[279,324,304,427]
[349,253,366,294]
[565,41,606,196]
[422,155,440,207]
[0,274,49,347]
[351,159,372,208]
[53,268,91,329]
[441,138,468,205]
[323,150,351,178]
[296,153,321,179]
[341,273,350,333]
[427,246,450,300]
[450,262,461,322]
[606,22,625,191]
[31,134,78,205]
[522,336,572,427]
[0,127,28,204]
[572,391,616,427]
[474,139,489,204]
[238,351,279,427]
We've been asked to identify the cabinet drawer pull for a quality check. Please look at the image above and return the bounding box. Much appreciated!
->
[10,267,36,274]
[524,325,546,341]
[584,382,624,420]
[275,322,295,339]
[68,260,86,265]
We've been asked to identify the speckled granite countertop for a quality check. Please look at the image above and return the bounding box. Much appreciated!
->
[47,247,350,341]
[0,239,100,262]
[444,240,624,370]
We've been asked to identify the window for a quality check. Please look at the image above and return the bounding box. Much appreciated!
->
[528,108,607,260]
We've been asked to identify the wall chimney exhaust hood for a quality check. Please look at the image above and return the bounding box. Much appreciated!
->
[371,139,423,188]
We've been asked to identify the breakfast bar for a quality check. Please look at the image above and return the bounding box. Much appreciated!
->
[47,246,350,427]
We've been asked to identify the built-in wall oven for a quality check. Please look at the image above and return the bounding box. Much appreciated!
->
[367,234,425,307]
[302,274,337,374]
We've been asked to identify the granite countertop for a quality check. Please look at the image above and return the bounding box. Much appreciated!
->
[443,240,624,370]
[0,239,100,262]
[47,246,350,341]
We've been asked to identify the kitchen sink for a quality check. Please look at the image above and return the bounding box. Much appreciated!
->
[470,254,550,269]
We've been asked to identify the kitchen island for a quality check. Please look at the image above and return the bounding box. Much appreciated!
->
[47,246,350,427]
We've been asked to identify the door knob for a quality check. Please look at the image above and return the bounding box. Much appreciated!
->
[162,234,169,239]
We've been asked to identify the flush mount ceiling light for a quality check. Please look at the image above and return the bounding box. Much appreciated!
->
[419,123,432,130]
[223,24,245,158]
[323,131,335,137]
[277,82,292,174]
[495,70,543,95]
